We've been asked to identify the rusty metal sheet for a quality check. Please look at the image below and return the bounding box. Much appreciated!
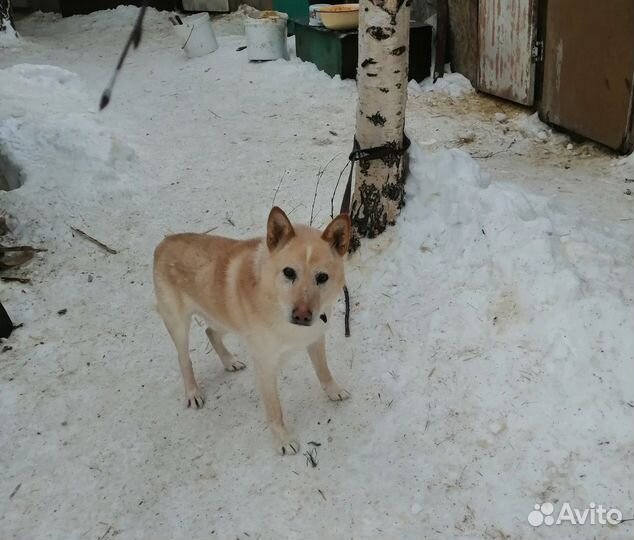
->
[539,0,634,153]
[478,0,537,105]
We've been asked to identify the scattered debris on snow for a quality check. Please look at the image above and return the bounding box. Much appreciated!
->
[512,111,568,146]
[416,72,475,98]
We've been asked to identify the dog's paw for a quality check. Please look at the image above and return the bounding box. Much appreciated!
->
[278,439,300,456]
[325,382,351,402]
[225,360,246,372]
[186,386,205,409]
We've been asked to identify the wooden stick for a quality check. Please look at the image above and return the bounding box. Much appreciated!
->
[70,227,118,255]
[1,276,31,284]
[0,245,47,253]
[343,285,351,337]
[99,1,149,110]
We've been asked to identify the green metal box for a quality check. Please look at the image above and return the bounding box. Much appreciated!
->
[294,22,433,82]
[273,0,310,23]
[295,25,358,79]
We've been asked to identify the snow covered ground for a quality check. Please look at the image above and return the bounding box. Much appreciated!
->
[1,7,633,540]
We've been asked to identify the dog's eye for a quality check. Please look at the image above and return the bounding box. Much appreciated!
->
[283,267,297,281]
[316,272,329,285]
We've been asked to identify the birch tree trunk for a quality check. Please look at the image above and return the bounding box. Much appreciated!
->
[350,0,411,250]
[0,0,16,36]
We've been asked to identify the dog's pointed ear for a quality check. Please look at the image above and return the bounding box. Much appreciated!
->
[267,207,295,251]
[322,214,351,256]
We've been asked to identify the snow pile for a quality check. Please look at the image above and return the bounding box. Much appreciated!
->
[349,141,633,534]
[512,111,569,145]
[27,5,146,36]
[513,111,551,140]
[407,78,423,96]
[616,149,634,173]
[415,72,475,98]
[211,4,262,36]
[0,64,138,240]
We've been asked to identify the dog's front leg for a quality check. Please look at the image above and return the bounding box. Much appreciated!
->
[308,336,350,401]
[253,353,299,455]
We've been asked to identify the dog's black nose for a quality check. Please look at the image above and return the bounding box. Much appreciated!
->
[291,306,313,326]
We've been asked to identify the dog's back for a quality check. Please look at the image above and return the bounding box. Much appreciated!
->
[154,233,262,333]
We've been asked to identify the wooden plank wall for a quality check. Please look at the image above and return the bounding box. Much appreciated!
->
[477,0,537,105]
[447,0,478,86]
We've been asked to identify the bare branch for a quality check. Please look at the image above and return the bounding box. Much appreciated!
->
[100,1,149,110]
[310,154,339,226]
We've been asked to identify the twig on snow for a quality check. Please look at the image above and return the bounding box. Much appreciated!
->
[9,483,21,499]
[271,170,288,207]
[310,154,339,226]
[287,202,304,217]
[70,227,118,255]
[330,161,351,219]
[471,139,516,159]
[0,244,44,269]
[0,245,47,253]
[97,525,114,540]
[1,276,31,284]
[304,448,318,468]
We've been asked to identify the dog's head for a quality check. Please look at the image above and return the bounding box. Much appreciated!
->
[262,207,351,327]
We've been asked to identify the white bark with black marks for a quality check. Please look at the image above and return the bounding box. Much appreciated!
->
[351,0,411,250]
[0,0,16,36]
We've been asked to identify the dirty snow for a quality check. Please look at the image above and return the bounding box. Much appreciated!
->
[416,71,475,98]
[512,111,569,145]
[1,6,633,540]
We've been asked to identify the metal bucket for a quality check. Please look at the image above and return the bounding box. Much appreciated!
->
[174,13,219,59]
[245,12,289,62]
[309,4,331,26]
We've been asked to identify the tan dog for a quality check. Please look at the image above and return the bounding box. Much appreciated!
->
[153,207,351,455]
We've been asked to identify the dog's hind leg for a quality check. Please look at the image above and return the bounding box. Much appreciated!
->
[205,328,246,372]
